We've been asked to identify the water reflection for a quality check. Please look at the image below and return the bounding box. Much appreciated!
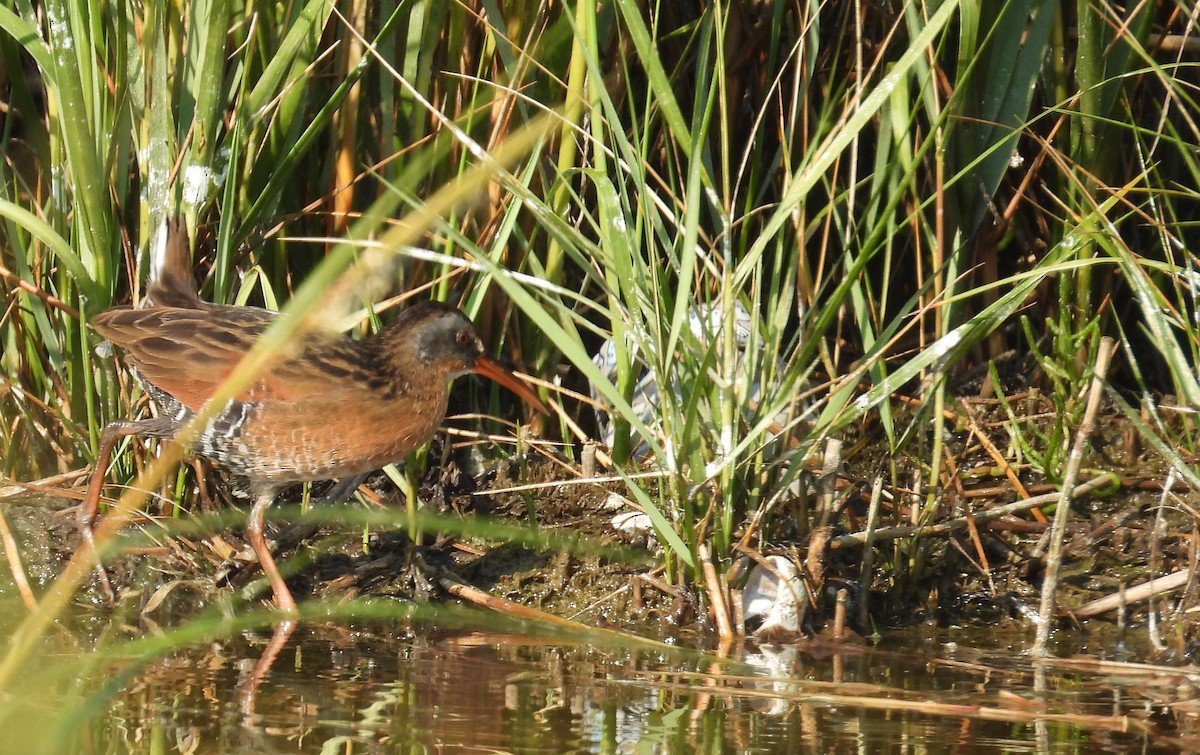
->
[49,622,1171,753]
[0,495,1187,750]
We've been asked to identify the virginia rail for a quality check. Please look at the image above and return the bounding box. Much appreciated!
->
[82,222,545,613]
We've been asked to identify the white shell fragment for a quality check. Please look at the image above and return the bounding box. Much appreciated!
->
[611,510,653,535]
[601,492,630,511]
[741,556,804,638]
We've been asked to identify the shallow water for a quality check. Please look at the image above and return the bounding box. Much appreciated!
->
[0,494,1194,752]
[3,614,1191,754]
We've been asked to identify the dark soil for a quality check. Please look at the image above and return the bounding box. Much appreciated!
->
[4,395,1198,660]
[6,450,688,635]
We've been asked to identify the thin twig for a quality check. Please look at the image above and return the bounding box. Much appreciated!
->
[856,475,884,631]
[1032,337,1114,655]
[699,543,734,638]
[829,472,1116,548]
[833,588,848,640]
[1073,568,1192,619]
[0,505,36,610]
[437,569,597,629]
[0,264,80,319]
[1147,468,1176,651]
[805,440,842,587]
[959,398,1045,523]
[0,468,90,499]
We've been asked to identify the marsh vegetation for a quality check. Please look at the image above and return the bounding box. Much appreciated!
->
[1,0,1199,749]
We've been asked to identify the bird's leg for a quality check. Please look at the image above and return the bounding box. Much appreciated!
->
[271,473,369,548]
[245,488,298,615]
[319,473,370,509]
[216,474,370,590]
[80,420,157,602]
[239,618,297,723]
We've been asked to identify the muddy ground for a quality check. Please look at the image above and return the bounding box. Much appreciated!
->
[2,397,1197,657]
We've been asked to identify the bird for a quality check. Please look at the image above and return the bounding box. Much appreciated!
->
[589,301,756,452]
[81,221,546,613]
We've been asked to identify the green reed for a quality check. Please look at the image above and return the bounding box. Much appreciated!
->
[0,0,1197,680]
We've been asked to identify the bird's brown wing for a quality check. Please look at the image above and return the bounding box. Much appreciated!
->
[92,305,350,410]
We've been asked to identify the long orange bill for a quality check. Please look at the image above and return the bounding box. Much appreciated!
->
[473,356,550,416]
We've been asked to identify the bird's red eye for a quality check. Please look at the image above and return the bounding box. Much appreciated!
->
[456,330,472,346]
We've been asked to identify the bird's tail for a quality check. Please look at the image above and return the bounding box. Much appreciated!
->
[145,217,203,308]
